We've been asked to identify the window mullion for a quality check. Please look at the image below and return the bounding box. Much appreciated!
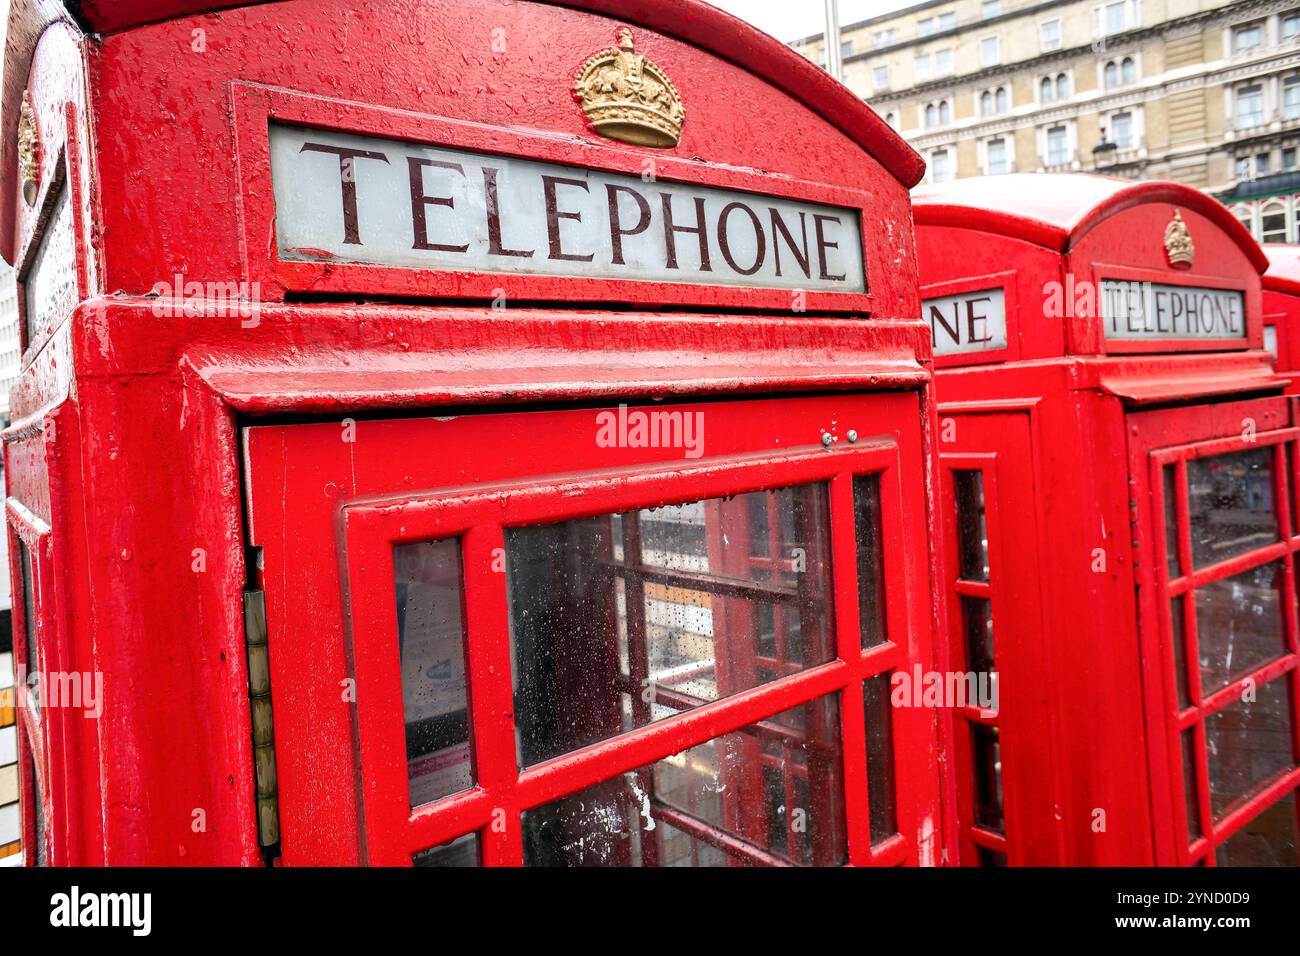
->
[829,472,873,865]
[461,524,523,866]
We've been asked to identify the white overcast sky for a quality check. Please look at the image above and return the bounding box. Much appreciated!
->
[708,0,920,44]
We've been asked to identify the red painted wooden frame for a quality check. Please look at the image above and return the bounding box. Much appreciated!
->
[231,82,877,314]
[1133,398,1300,865]
[5,495,55,865]
[341,440,914,865]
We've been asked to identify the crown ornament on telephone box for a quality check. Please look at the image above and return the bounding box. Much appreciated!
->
[576,27,685,148]
[1164,210,1195,269]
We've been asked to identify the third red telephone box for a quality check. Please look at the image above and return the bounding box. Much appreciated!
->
[915,174,1300,867]
[1263,243,1300,395]
[1,0,950,867]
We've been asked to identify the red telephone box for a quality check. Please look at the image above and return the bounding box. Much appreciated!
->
[0,0,953,866]
[1262,243,1300,395]
[915,174,1300,867]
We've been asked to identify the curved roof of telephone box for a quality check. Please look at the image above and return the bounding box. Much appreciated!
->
[1263,243,1300,296]
[913,173,1269,274]
[0,0,925,265]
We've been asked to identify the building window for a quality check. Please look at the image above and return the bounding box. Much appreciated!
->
[1233,20,1264,53]
[1236,84,1265,129]
[936,48,954,76]
[873,65,890,90]
[1285,146,1297,169]
[982,0,1001,19]
[919,16,935,37]
[925,102,956,128]
[841,39,854,59]
[1046,125,1069,165]
[1257,152,1271,176]
[916,53,932,82]
[1094,0,1137,37]
[1261,200,1288,243]
[986,137,1009,174]
[1040,18,1062,51]
[1111,111,1134,149]
[980,86,1008,117]
[1104,57,1136,89]
[980,35,1001,66]
[884,111,898,130]
[1286,76,1300,119]
[874,29,896,49]
[1236,157,1252,180]
[1285,12,1300,40]
[931,148,953,183]
[938,11,956,31]
[1041,72,1069,103]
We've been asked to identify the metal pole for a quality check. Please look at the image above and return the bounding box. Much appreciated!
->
[824,0,842,81]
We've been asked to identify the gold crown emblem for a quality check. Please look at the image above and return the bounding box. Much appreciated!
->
[1164,210,1195,268]
[575,28,685,148]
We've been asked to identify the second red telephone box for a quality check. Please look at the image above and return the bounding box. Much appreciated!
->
[1262,243,1300,394]
[914,174,1300,868]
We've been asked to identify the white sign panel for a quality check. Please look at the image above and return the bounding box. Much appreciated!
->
[1101,280,1246,341]
[269,124,865,292]
[923,287,1007,356]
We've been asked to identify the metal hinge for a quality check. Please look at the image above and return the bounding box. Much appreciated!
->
[243,589,281,851]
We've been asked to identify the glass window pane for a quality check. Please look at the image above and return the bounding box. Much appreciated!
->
[853,474,887,649]
[412,832,479,867]
[507,484,834,767]
[971,723,1004,833]
[1205,677,1296,819]
[953,470,989,581]
[394,539,473,809]
[1163,464,1182,579]
[1182,729,1200,841]
[962,597,995,675]
[1188,448,1277,569]
[1288,443,1297,537]
[1214,790,1299,866]
[863,672,897,843]
[1171,597,1190,709]
[1194,561,1286,695]
[521,694,847,866]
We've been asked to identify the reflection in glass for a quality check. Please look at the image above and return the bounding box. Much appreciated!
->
[962,597,995,676]
[1205,677,1296,819]
[1188,448,1277,568]
[412,832,479,867]
[521,695,847,866]
[393,539,473,809]
[1194,561,1286,695]
[1171,597,1190,709]
[863,672,897,844]
[506,485,834,767]
[971,723,1004,833]
[1163,465,1182,579]
[1214,790,1299,866]
[853,474,888,649]
[954,470,989,581]
[1182,730,1200,842]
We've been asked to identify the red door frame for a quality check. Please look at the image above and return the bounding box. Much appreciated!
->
[938,409,1059,865]
[244,391,942,866]
[1129,394,1300,865]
